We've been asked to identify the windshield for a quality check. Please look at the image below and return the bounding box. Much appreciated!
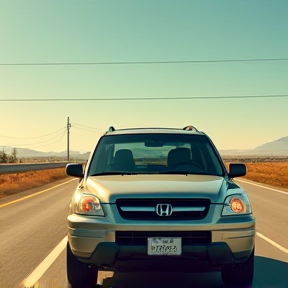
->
[88,133,224,176]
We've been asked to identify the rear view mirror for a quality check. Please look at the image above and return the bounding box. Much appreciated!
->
[228,163,246,178]
[66,163,84,178]
[145,140,164,147]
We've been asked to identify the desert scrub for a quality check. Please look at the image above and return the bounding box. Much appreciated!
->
[225,162,288,189]
[0,168,68,199]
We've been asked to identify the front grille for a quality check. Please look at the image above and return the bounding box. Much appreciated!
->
[116,199,210,220]
[116,231,211,245]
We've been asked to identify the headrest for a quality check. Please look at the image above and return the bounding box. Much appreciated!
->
[167,147,191,167]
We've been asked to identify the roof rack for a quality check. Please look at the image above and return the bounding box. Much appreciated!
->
[108,126,115,132]
[183,125,198,132]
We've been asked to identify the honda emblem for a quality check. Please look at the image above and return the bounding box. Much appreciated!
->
[156,204,173,216]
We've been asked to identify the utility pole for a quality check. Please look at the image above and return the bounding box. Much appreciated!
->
[67,117,71,161]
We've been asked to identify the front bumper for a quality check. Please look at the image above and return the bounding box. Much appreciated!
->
[74,241,253,272]
[67,209,255,270]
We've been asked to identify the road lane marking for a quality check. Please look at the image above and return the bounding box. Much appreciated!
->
[256,232,288,254]
[19,236,67,288]
[236,179,288,195]
[0,179,76,209]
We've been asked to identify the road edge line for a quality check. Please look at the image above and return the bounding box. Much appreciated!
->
[19,236,67,288]
[236,179,288,195]
[256,232,288,254]
[0,179,76,209]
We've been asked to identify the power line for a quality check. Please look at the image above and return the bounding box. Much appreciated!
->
[2,130,66,147]
[0,128,65,139]
[1,58,288,66]
[59,129,66,143]
[0,95,288,102]
[18,131,66,149]
[73,126,104,134]
[72,123,104,132]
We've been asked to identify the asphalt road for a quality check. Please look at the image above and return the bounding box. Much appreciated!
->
[0,178,76,288]
[0,177,287,288]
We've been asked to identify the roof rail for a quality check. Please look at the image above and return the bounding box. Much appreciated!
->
[183,125,198,132]
[108,126,115,132]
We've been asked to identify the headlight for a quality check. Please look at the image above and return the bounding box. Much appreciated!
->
[222,194,251,216]
[75,193,104,216]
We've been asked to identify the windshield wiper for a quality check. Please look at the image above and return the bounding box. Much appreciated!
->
[160,171,212,175]
[90,172,138,176]
[159,171,189,175]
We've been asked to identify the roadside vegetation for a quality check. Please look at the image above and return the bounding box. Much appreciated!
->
[0,148,18,163]
[0,158,287,199]
[0,168,68,199]
[224,160,288,189]
[242,162,288,189]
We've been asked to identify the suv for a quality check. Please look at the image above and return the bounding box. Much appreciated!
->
[66,126,255,288]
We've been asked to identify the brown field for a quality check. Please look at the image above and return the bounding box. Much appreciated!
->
[225,162,288,189]
[0,161,287,200]
[0,168,68,199]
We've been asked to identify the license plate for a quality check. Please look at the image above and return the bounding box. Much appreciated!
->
[147,237,182,255]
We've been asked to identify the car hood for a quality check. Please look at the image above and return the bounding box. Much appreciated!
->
[84,174,229,203]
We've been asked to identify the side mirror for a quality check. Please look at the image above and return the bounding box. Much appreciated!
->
[66,163,84,178]
[228,163,246,178]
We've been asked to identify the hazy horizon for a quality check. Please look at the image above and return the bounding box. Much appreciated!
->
[1,134,288,155]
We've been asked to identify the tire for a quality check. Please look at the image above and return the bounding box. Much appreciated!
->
[67,241,98,288]
[221,248,254,288]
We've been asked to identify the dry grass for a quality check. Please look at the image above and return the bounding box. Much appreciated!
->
[0,168,68,199]
[225,162,288,189]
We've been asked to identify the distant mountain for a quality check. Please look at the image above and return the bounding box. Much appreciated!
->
[219,136,288,156]
[254,136,288,152]
[0,146,91,160]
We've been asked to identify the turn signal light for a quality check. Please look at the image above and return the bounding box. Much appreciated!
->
[81,196,99,212]
[222,194,251,216]
[75,194,104,216]
[230,197,246,213]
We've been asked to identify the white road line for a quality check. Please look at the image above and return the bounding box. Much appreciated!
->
[0,178,76,209]
[19,236,67,288]
[256,232,288,254]
[236,178,288,195]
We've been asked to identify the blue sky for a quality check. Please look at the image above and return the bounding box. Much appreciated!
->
[0,0,287,153]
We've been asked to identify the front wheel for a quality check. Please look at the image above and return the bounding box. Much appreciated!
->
[221,248,254,288]
[67,242,98,288]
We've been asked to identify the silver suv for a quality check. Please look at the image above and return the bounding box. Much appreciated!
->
[66,126,255,288]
